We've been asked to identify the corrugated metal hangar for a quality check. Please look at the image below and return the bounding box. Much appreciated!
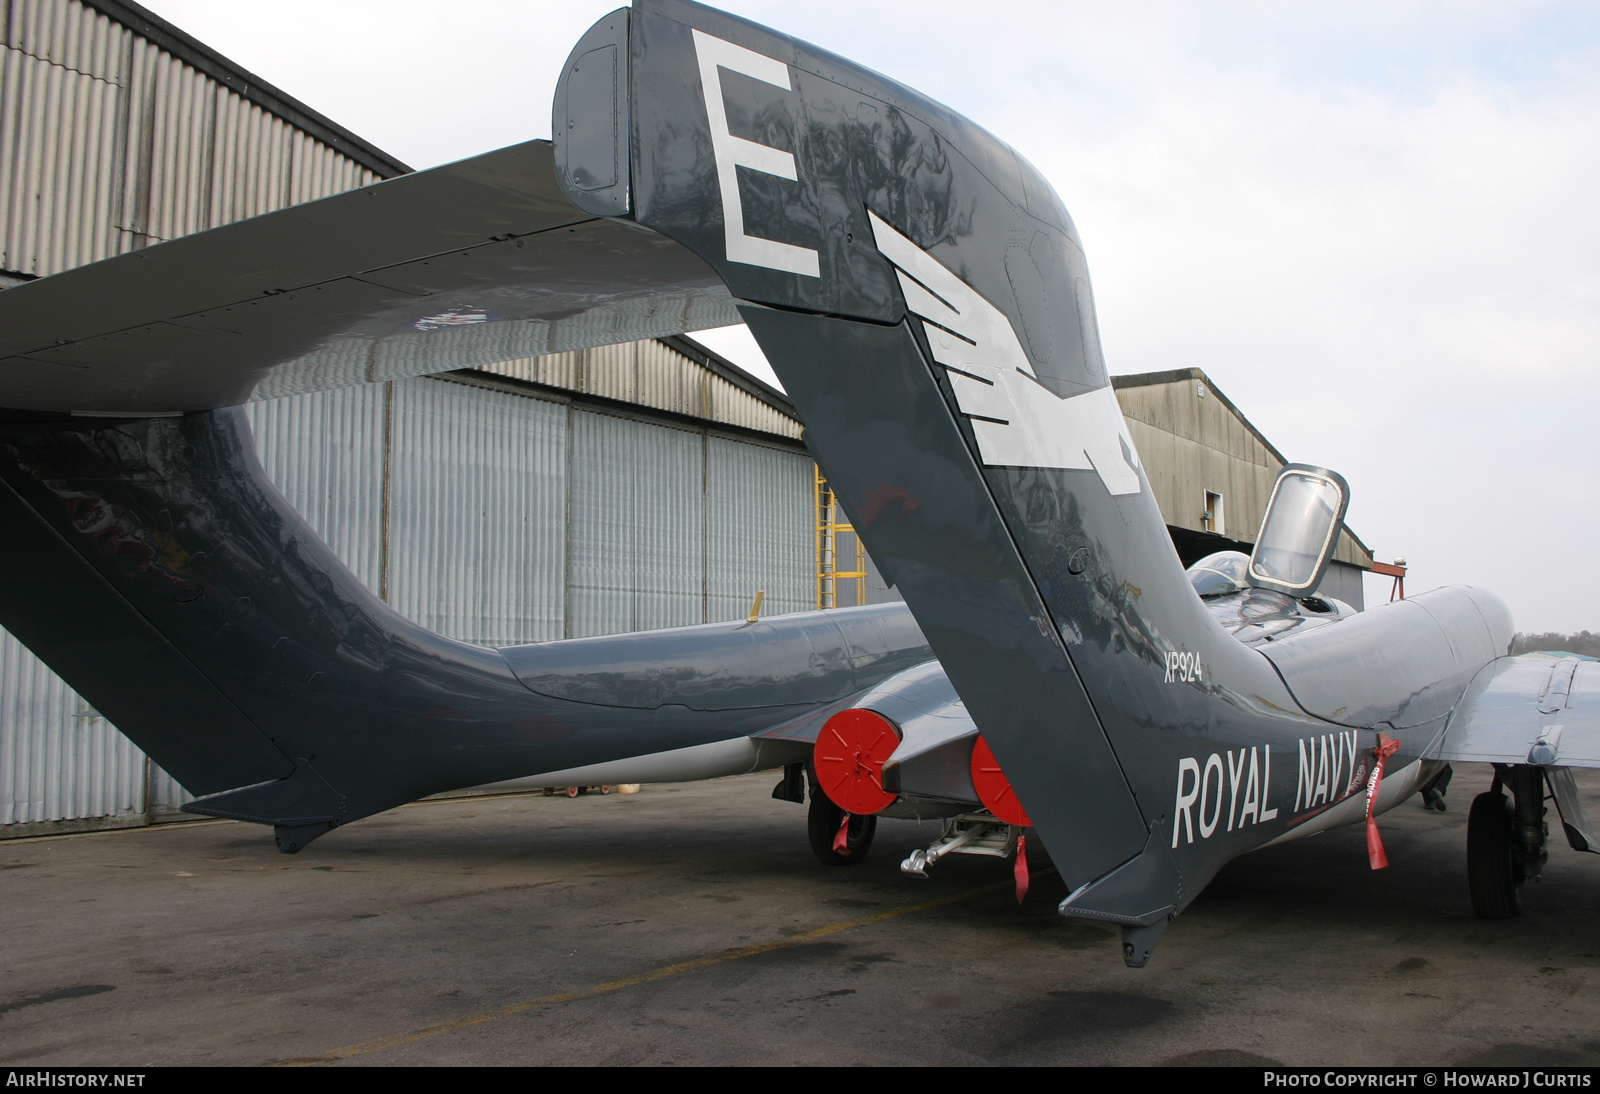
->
[0,0,1377,838]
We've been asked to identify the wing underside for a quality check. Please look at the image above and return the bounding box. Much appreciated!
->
[1433,653,1600,852]
[0,140,734,416]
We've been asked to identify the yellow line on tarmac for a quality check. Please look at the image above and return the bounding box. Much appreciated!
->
[274,872,1045,1066]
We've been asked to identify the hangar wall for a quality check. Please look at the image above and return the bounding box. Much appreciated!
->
[0,0,404,284]
[248,371,813,646]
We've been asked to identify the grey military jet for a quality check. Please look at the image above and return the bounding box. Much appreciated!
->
[0,0,1592,968]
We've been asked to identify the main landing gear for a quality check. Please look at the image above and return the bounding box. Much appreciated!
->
[808,791,877,865]
[1467,765,1548,919]
[772,761,879,865]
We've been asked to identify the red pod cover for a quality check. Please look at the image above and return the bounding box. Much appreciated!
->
[814,708,900,815]
[971,735,1033,826]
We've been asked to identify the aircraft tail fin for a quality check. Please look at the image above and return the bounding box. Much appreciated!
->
[612,0,1337,946]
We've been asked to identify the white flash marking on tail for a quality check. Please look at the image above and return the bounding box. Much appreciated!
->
[867,211,1142,496]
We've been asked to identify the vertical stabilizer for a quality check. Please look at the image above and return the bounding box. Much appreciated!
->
[615,0,1326,933]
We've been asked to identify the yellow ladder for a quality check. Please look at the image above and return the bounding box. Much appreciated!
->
[815,466,867,609]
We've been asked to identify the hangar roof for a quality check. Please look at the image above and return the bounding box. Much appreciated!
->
[466,336,804,444]
[1114,368,1374,570]
[74,0,411,179]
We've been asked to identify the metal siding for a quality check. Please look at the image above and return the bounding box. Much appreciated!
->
[210,89,295,225]
[386,377,567,647]
[124,43,205,247]
[706,436,813,622]
[146,760,191,818]
[153,51,213,243]
[568,409,704,638]
[0,32,125,275]
[474,341,804,442]
[1,0,128,271]
[1117,378,1374,570]
[0,630,144,827]
[10,0,124,78]
[581,342,637,404]
[1,0,378,275]
[0,0,388,835]
[706,372,801,439]
[247,377,570,647]
[568,409,635,638]
[478,351,586,394]
[116,34,159,249]
[1321,560,1367,611]
[290,127,356,206]
[632,420,704,632]
[244,383,387,592]
[635,337,706,420]
[537,351,579,390]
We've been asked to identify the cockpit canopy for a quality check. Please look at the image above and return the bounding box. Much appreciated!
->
[1187,551,1251,599]
[1247,464,1349,598]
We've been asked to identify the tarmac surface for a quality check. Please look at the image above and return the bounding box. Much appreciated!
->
[2,764,1598,1067]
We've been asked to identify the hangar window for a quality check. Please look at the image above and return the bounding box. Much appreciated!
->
[1202,490,1224,536]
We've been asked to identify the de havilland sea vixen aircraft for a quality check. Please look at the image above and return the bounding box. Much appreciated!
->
[0,0,1594,967]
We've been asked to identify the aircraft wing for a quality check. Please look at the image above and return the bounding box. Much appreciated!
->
[1431,653,1600,853]
[1432,654,1600,768]
[0,140,736,415]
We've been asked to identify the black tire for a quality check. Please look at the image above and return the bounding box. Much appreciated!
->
[1468,790,1521,919]
[807,790,876,866]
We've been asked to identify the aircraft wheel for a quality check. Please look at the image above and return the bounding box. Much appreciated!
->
[566,786,579,799]
[599,785,612,795]
[807,790,875,866]
[1468,790,1521,919]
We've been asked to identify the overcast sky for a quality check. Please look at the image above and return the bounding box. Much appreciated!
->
[142,0,1600,632]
